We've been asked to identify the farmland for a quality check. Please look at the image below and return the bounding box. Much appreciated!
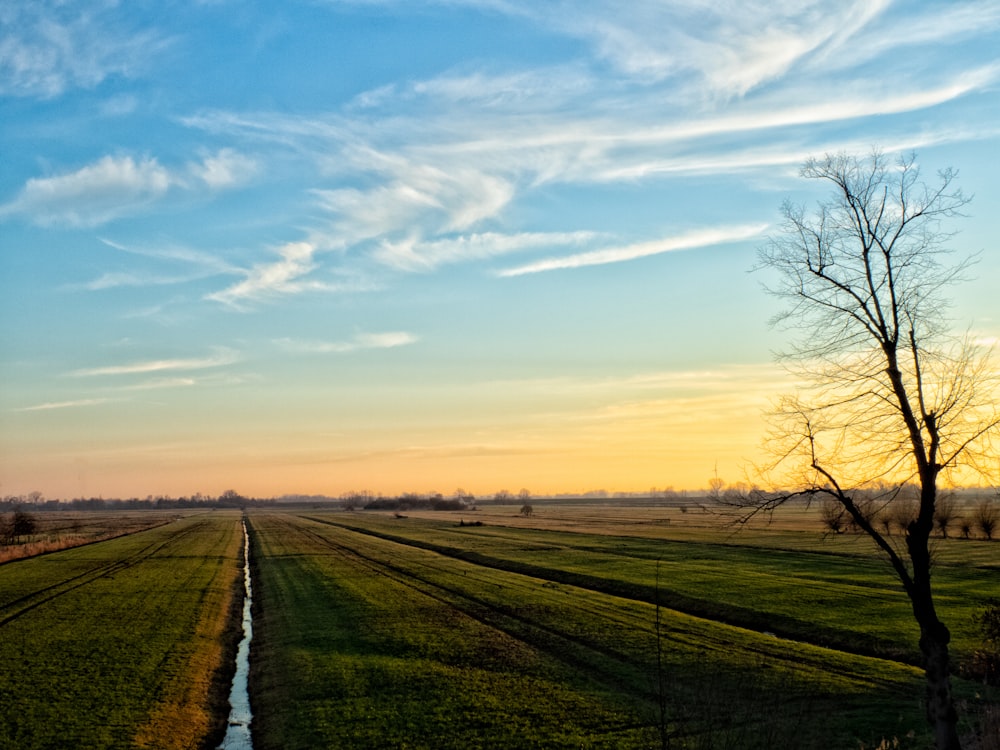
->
[0,502,996,748]
[246,506,1000,749]
[0,510,176,564]
[0,511,244,749]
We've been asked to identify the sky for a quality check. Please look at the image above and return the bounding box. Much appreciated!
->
[2,1,999,500]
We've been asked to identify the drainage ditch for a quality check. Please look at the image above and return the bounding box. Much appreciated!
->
[218,519,253,750]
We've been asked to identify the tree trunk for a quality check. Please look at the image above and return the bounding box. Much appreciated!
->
[909,495,962,750]
[919,617,962,749]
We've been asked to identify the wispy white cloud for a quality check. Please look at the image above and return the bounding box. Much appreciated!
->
[73,237,243,292]
[172,0,1000,306]
[0,1,169,99]
[324,0,996,102]
[188,148,259,189]
[15,398,113,412]
[99,237,240,274]
[326,0,888,96]
[122,377,198,390]
[0,155,171,227]
[206,241,320,307]
[0,148,259,227]
[373,230,599,272]
[275,332,419,354]
[407,67,999,188]
[807,0,1000,72]
[185,59,996,221]
[313,160,514,240]
[498,224,768,277]
[70,347,240,377]
[77,271,192,291]
[392,66,594,108]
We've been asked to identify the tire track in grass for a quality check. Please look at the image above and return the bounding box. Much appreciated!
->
[296,515,926,695]
[273,516,655,698]
[277,516,900,711]
[308,515,934,667]
[252,514,661,747]
[291,517,659,704]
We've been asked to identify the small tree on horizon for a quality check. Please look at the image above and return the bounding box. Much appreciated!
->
[733,150,999,750]
[974,501,998,541]
[10,508,37,544]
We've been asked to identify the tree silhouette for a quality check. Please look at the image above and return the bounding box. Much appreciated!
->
[743,150,999,749]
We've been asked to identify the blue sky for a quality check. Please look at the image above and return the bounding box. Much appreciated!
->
[2,1,999,499]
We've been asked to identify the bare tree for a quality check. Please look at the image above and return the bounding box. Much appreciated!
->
[819,497,847,534]
[745,151,999,749]
[974,501,998,541]
[934,495,957,539]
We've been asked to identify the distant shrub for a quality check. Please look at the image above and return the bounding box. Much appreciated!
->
[431,498,465,511]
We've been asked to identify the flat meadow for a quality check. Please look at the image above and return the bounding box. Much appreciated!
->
[0,510,174,564]
[0,511,244,749]
[0,500,996,749]
[246,501,1000,749]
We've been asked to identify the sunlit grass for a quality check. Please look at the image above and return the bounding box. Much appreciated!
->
[308,509,998,664]
[247,511,974,749]
[0,512,244,749]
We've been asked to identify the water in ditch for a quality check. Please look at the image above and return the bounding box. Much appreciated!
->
[219,519,253,750]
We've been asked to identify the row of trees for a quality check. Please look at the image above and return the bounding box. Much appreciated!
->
[339,488,534,510]
[820,494,998,540]
[0,492,274,511]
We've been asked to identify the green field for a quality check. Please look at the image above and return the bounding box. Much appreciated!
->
[246,508,1000,749]
[0,511,244,749]
[0,503,996,749]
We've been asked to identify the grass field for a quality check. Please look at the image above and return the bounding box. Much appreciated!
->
[0,510,177,564]
[314,505,998,663]
[0,511,244,749]
[0,501,995,748]
[246,507,1000,749]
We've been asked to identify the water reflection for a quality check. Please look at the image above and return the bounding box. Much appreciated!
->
[219,519,253,750]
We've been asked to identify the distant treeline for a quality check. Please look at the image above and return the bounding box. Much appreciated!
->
[0,490,276,512]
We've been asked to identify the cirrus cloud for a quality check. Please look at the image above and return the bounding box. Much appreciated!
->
[188,147,259,189]
[275,332,419,354]
[497,224,769,276]
[0,149,259,228]
[69,346,240,377]
[0,155,171,227]
[0,1,169,99]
